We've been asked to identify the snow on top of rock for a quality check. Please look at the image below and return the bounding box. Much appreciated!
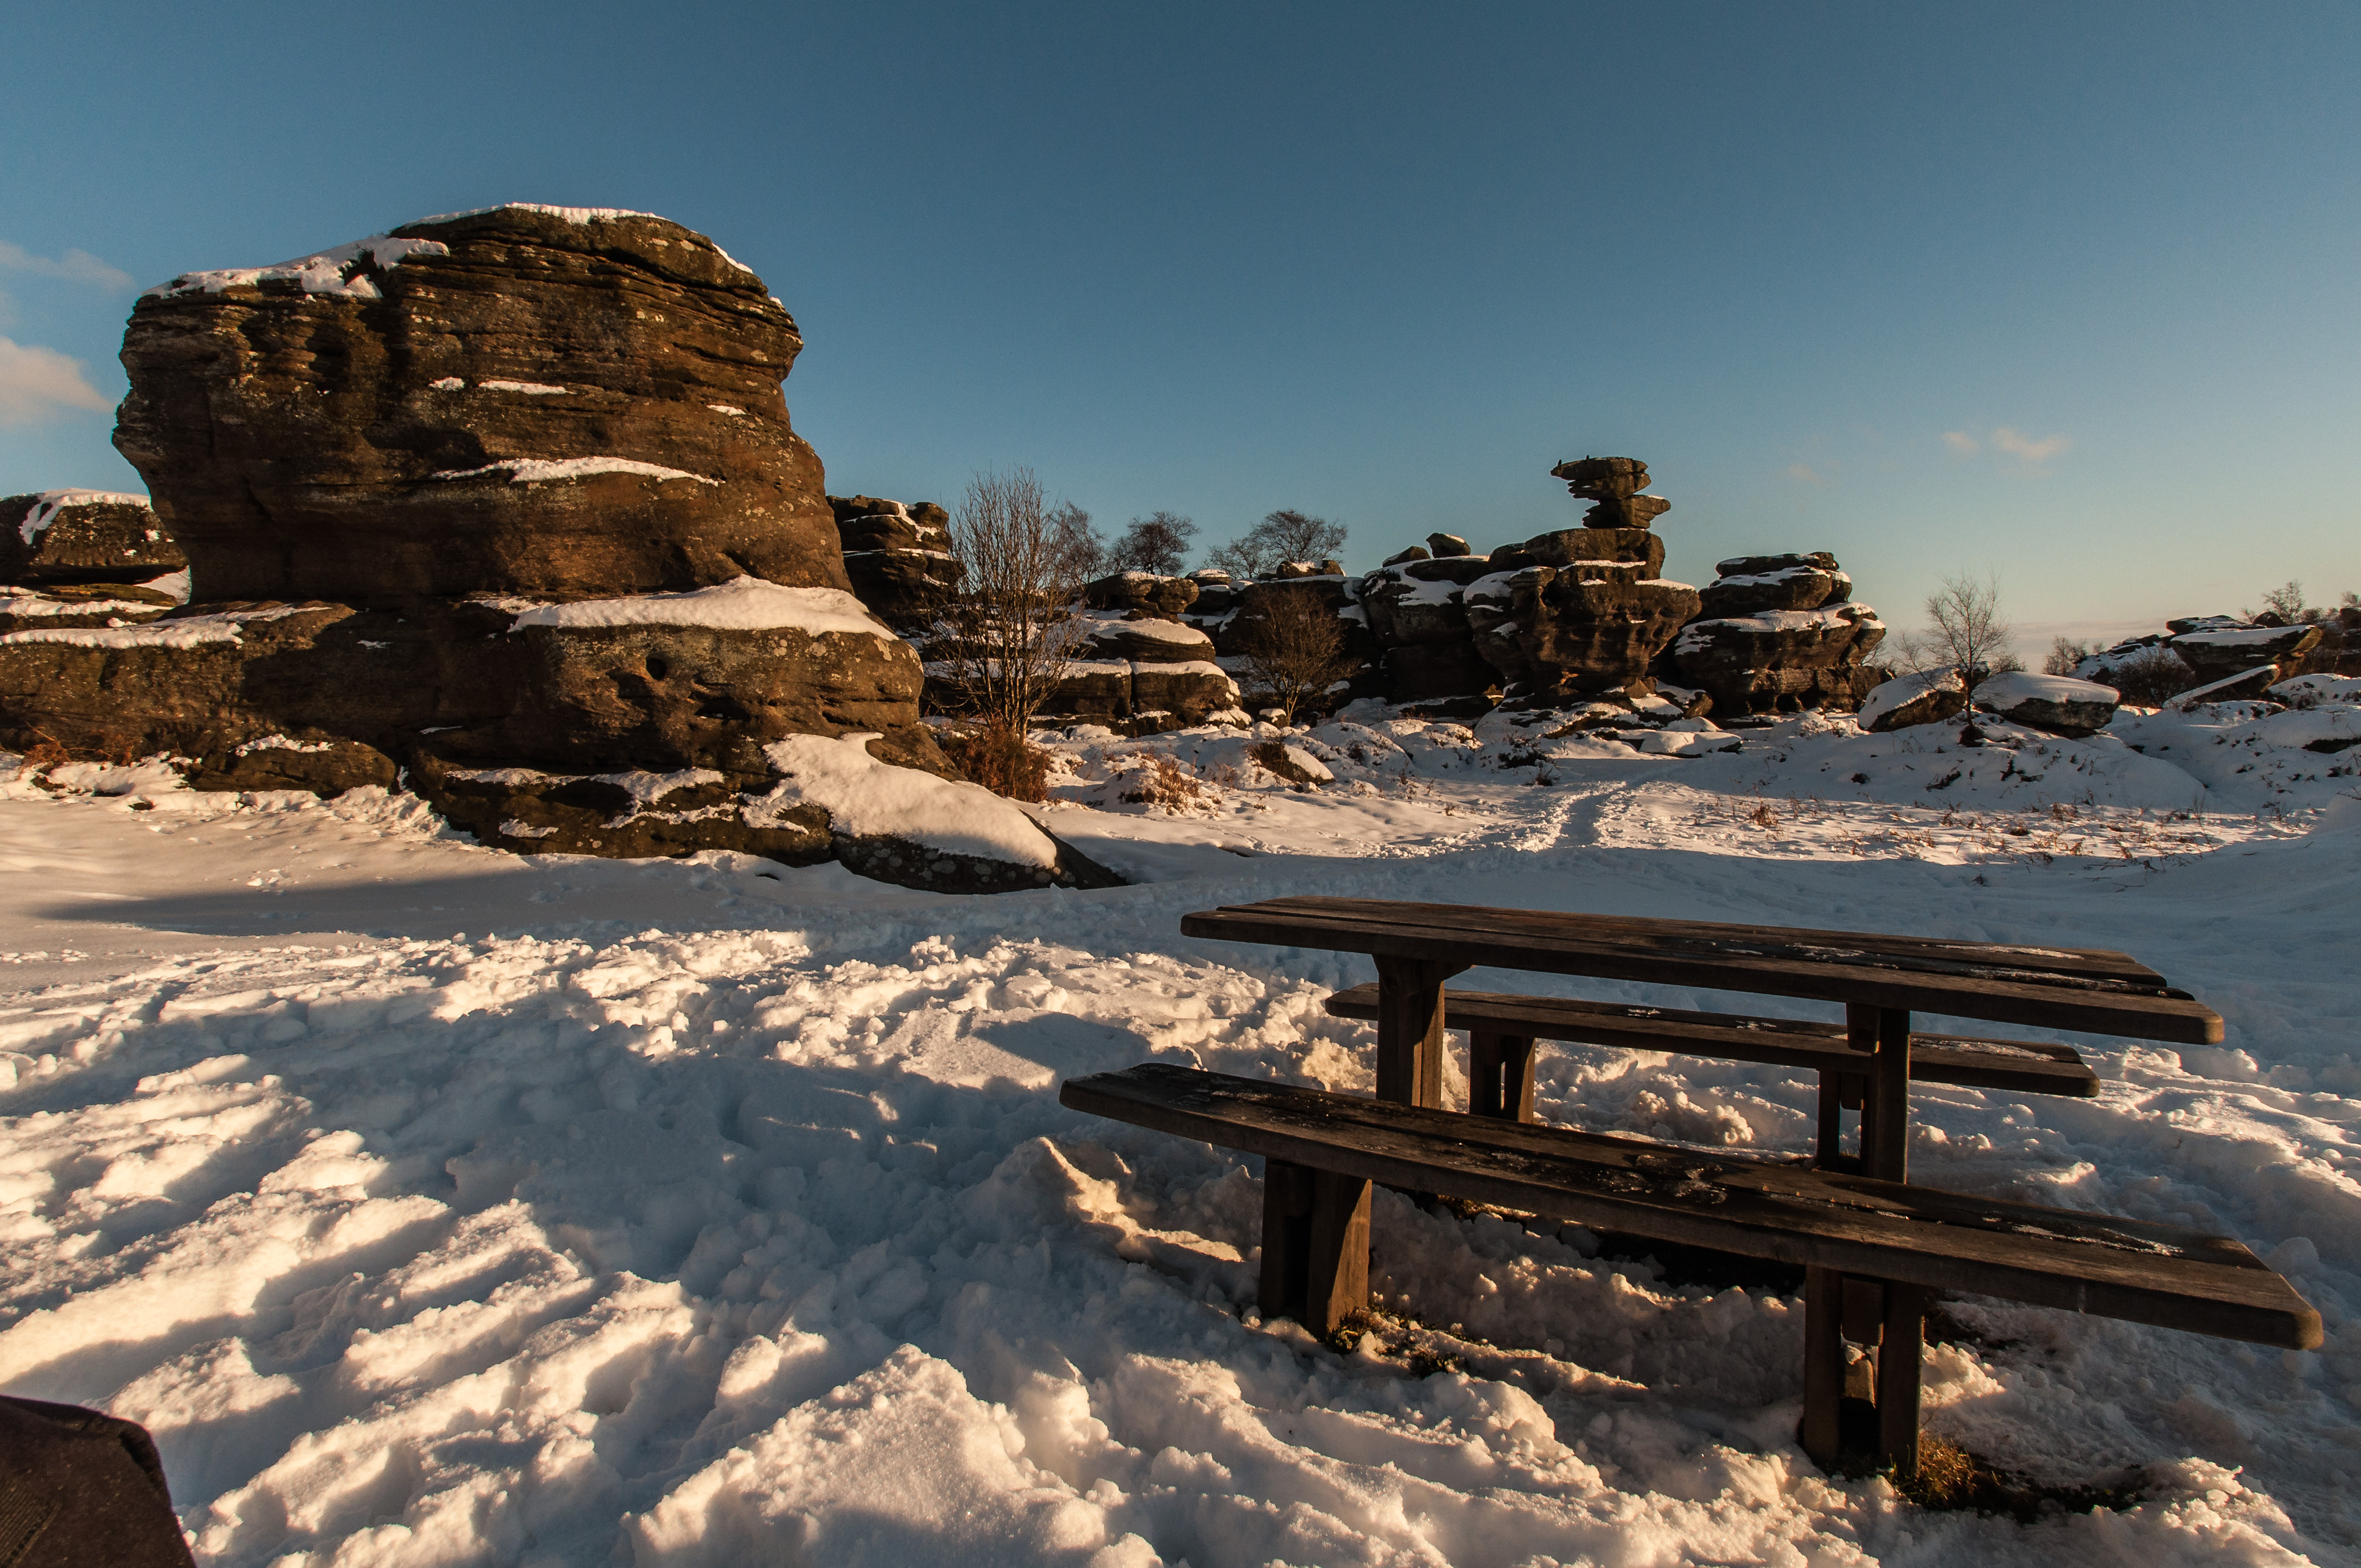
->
[0,590,161,619]
[1857,666,1964,729]
[754,733,1058,867]
[17,490,150,543]
[1090,616,1209,644]
[447,765,724,805]
[2173,624,2313,648]
[477,381,571,395]
[1973,670,2120,707]
[2269,673,2361,706]
[145,235,450,300]
[143,568,192,604]
[505,578,891,639]
[0,605,304,650]
[1711,566,1826,588]
[430,457,719,486]
[417,203,662,226]
[1671,603,1873,653]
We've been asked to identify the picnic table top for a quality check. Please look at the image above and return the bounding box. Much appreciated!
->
[1179,895,2225,1046]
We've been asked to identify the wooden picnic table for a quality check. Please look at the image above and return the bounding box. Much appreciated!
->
[1178,895,2225,1184]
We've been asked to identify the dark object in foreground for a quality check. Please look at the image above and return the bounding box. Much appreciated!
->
[0,1397,194,1567]
[1061,1063,2320,1483]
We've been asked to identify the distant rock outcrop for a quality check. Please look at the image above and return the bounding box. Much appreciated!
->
[0,206,1103,890]
[1665,552,1884,715]
[831,495,960,628]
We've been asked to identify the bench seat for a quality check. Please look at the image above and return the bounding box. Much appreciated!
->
[1321,982,2099,1098]
[1060,1062,2320,1477]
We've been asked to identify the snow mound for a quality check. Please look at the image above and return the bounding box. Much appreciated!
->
[505,578,891,638]
[1858,667,1965,730]
[1973,671,2121,709]
[756,734,1058,867]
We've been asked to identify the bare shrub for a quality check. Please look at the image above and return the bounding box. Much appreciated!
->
[2110,646,2198,707]
[1916,572,2015,678]
[2042,637,2090,677]
[1118,751,1208,810]
[939,726,1052,802]
[1234,588,1353,724]
[937,468,1091,732]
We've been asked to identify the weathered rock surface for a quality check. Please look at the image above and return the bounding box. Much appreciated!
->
[831,495,959,627]
[1465,564,1699,701]
[0,580,182,635]
[1085,571,1199,619]
[1970,671,2120,737]
[1857,668,1967,732]
[117,206,845,605]
[1667,551,1883,715]
[2173,665,2283,707]
[2,491,185,587]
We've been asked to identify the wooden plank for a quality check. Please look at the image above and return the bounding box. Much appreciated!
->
[1857,1005,1912,1183]
[1257,895,2168,985]
[1322,985,2102,1098]
[1059,1065,2322,1349]
[1185,906,2223,1044]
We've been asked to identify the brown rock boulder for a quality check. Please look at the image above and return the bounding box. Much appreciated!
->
[1548,456,1670,530]
[2168,623,2322,684]
[116,206,842,605]
[1488,528,1668,579]
[831,495,961,627]
[1666,603,1887,714]
[2,491,185,587]
[1084,571,1199,618]
[1465,564,1702,700]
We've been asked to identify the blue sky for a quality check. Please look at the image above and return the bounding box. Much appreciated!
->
[3,1,2355,651]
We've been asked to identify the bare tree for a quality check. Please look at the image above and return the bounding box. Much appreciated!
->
[938,468,1091,733]
[1206,509,1348,581]
[1046,500,1105,583]
[1233,587,1353,724]
[2042,636,2090,677]
[1107,510,1198,576]
[2245,579,2312,623]
[1916,571,2014,678]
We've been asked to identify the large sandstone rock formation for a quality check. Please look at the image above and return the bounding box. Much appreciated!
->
[2,491,184,587]
[831,495,960,628]
[1666,553,1884,715]
[0,206,1110,890]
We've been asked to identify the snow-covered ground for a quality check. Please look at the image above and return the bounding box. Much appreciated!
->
[3,699,2358,1567]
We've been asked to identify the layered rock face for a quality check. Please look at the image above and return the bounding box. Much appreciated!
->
[1,207,1105,890]
[1033,571,1241,730]
[1665,552,1884,715]
[832,495,960,628]
[2,491,185,587]
[114,207,844,603]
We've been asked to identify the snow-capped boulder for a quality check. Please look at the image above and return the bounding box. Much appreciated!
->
[1695,553,1852,619]
[1664,551,1882,716]
[1084,571,1199,619]
[1857,668,1967,732]
[2169,622,2322,684]
[120,206,848,604]
[1,491,185,587]
[831,495,960,628]
[2175,665,2283,708]
[2268,673,2361,708]
[1971,671,2120,737]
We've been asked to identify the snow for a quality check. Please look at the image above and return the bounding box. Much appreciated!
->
[145,235,450,300]
[707,404,745,416]
[476,380,570,395]
[1858,667,1965,729]
[144,568,192,605]
[417,203,662,226]
[504,578,891,639]
[1,686,2358,1565]
[754,733,1059,866]
[16,489,150,543]
[1973,671,2121,709]
[0,590,163,620]
[430,457,719,486]
[430,377,465,391]
[2272,675,2361,708]
[0,605,303,650]
[2174,626,2310,651]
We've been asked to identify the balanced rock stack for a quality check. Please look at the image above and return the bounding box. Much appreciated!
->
[0,205,1112,891]
[1663,552,1885,715]
[0,491,188,633]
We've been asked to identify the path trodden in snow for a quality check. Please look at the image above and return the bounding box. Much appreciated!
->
[1,705,2355,1566]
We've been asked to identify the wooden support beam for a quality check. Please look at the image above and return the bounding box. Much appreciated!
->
[1815,1072,1843,1167]
[1257,1158,1371,1335]
[1374,956,1466,1108]
[1469,1030,1537,1121]
[1852,1005,1913,1182]
[1802,1265,1845,1468]
[1877,1282,1927,1481]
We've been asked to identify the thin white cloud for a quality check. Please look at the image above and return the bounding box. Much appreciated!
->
[0,336,114,425]
[0,240,134,291]
[1990,426,2071,464]
[1942,430,1980,456]
[1786,462,1823,485]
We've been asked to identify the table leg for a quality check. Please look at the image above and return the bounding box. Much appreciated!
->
[1849,1004,1912,1183]
[1260,1157,1371,1335]
[1877,1282,1927,1482]
[1801,1264,1845,1468]
[1374,956,1465,1108]
[1469,1030,1536,1121]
